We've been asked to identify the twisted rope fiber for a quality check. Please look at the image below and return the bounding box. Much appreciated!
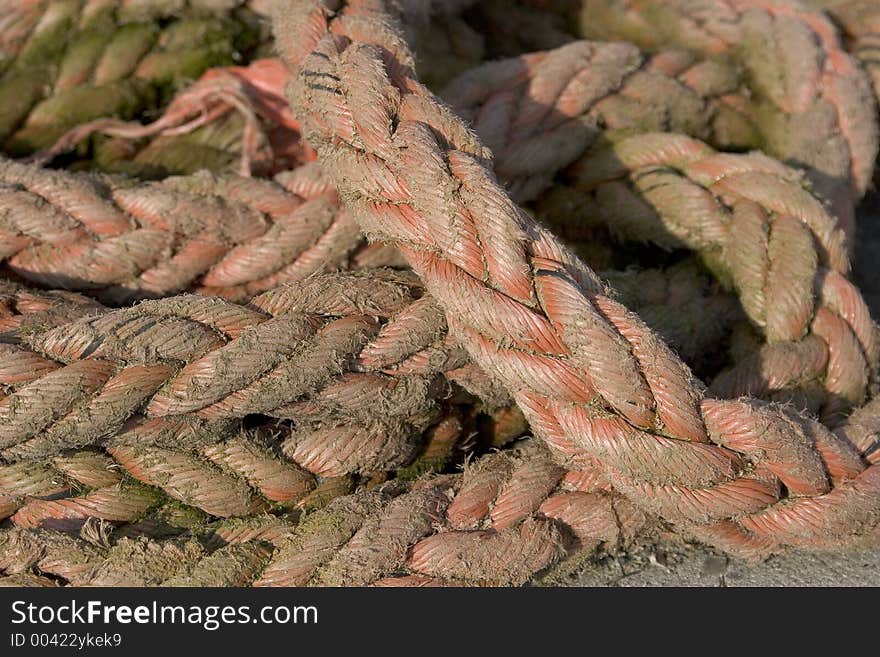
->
[40,58,314,179]
[30,27,866,416]
[432,34,880,416]
[0,259,739,526]
[0,265,743,582]
[0,0,267,154]
[535,132,878,423]
[0,150,740,359]
[13,31,861,414]
[55,18,876,227]
[576,0,879,233]
[0,158,374,303]
[0,269,487,472]
[443,34,875,235]
[0,439,649,586]
[1,0,880,580]
[273,0,880,558]
[806,1,880,136]
[0,412,471,531]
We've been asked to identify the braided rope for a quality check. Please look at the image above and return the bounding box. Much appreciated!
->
[273,0,880,558]
[0,0,267,155]
[807,1,880,141]
[0,151,742,375]
[444,40,761,203]
[0,416,463,527]
[0,439,648,586]
[536,132,878,422]
[0,158,371,303]
[2,0,880,583]
[576,0,879,230]
[0,269,477,467]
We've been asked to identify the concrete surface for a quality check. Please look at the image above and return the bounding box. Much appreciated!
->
[560,543,880,587]
[561,192,880,587]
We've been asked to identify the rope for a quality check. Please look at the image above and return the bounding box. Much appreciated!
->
[0,0,267,155]
[38,58,313,178]
[2,0,880,585]
[273,0,880,559]
[0,439,648,586]
[807,1,880,150]
[0,269,473,464]
[0,151,742,373]
[536,132,878,422]
[576,0,879,233]
[0,158,368,303]
[0,412,469,525]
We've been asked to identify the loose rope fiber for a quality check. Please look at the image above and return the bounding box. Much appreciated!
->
[0,269,474,468]
[0,0,268,155]
[274,0,880,559]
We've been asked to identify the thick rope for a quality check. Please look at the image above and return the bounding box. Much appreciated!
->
[0,152,742,373]
[58,25,875,227]
[0,411,471,526]
[2,0,880,583]
[273,0,880,558]
[0,158,368,303]
[536,132,878,422]
[0,0,267,155]
[807,1,880,140]
[40,58,313,178]
[0,269,478,466]
[0,439,648,586]
[0,278,485,521]
[576,0,879,231]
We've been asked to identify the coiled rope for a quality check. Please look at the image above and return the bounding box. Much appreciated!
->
[273,0,880,559]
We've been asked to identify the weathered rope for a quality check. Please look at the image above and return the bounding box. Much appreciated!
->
[0,278,485,523]
[536,133,878,422]
[0,269,475,466]
[40,58,312,178]
[576,0,879,231]
[60,26,875,225]
[2,257,736,465]
[0,152,742,371]
[0,439,648,586]
[0,411,471,527]
[0,158,367,303]
[0,0,267,155]
[273,0,880,558]
[2,0,880,585]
